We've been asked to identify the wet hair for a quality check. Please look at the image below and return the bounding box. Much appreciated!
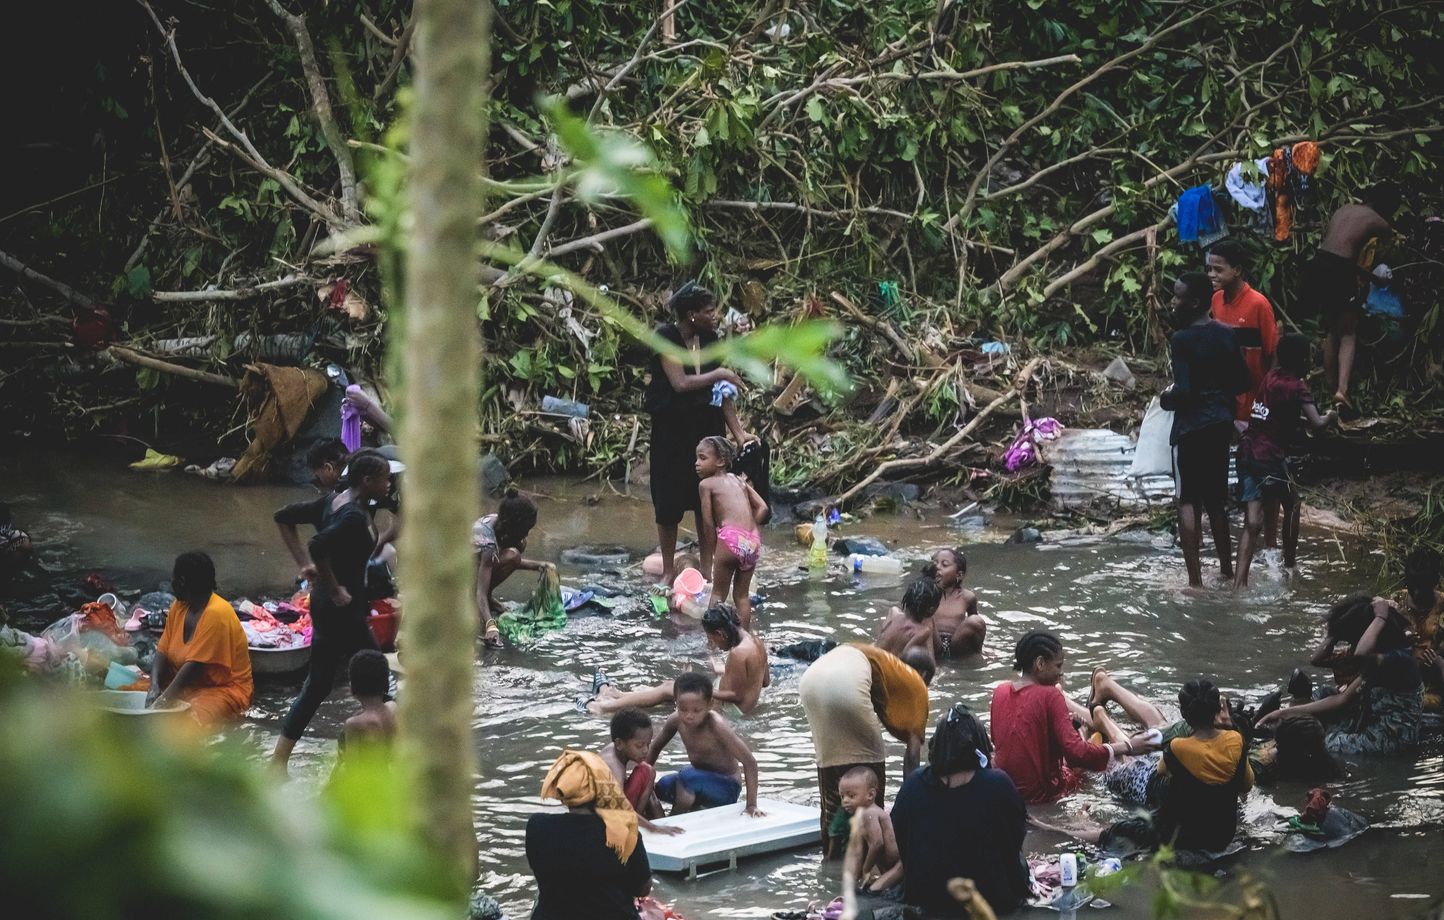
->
[610,707,652,743]
[673,670,713,701]
[1275,333,1311,378]
[1208,239,1249,272]
[698,435,735,470]
[1273,714,1343,781]
[928,703,993,776]
[668,280,716,319]
[349,648,390,698]
[306,438,348,471]
[1323,592,1407,649]
[702,602,744,648]
[495,487,538,547]
[840,765,878,792]
[1365,181,1401,217]
[923,547,968,580]
[1013,630,1063,672]
[900,577,943,621]
[171,551,217,607]
[1174,272,1214,323]
[902,645,937,686]
[1178,677,1222,729]
[345,448,391,488]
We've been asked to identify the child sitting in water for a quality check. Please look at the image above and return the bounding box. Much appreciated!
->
[648,671,763,816]
[473,488,552,648]
[925,548,985,657]
[1234,333,1337,587]
[833,766,901,892]
[341,649,396,751]
[599,708,683,835]
[696,436,769,629]
[876,577,943,660]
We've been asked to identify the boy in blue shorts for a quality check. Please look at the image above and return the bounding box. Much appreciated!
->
[1234,333,1336,587]
[647,671,763,816]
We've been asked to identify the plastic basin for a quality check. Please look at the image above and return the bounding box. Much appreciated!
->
[96,690,189,716]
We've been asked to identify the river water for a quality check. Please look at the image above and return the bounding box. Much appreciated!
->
[5,449,1442,919]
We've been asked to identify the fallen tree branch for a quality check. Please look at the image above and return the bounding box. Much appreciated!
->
[150,274,310,303]
[125,74,271,272]
[264,0,360,222]
[830,291,944,367]
[545,218,654,258]
[836,357,1042,508]
[707,199,1014,253]
[107,345,238,388]
[1040,214,1172,300]
[137,0,346,228]
[374,6,418,101]
[0,248,98,309]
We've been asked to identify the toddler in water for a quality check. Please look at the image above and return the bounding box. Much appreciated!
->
[340,649,396,752]
[696,436,769,629]
[833,766,900,892]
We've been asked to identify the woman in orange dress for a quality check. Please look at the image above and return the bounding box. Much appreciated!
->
[146,551,253,726]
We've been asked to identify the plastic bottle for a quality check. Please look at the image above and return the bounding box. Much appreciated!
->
[848,553,903,575]
[541,395,590,418]
[1059,852,1078,888]
[808,513,829,568]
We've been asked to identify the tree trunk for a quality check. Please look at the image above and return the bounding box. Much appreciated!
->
[396,0,491,890]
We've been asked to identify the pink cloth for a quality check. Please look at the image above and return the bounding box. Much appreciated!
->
[717,525,761,571]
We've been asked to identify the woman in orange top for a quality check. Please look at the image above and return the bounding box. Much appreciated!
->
[147,551,254,726]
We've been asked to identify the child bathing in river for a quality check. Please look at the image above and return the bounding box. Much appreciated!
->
[599,708,682,835]
[648,671,763,816]
[925,548,985,657]
[834,766,901,893]
[696,436,769,630]
[340,649,396,752]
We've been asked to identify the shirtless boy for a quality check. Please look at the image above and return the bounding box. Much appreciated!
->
[340,649,396,750]
[648,671,763,816]
[702,603,769,715]
[835,766,901,892]
[697,436,769,629]
[926,548,985,657]
[599,708,682,835]
[876,577,942,660]
[1304,183,1400,410]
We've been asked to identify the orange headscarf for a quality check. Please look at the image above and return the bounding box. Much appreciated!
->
[539,749,639,862]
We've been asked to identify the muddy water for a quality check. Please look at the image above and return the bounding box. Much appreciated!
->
[5,449,1442,919]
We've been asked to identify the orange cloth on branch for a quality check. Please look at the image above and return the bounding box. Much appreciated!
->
[157,593,253,726]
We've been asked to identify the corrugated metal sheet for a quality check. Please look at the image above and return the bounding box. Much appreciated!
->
[1039,428,1175,512]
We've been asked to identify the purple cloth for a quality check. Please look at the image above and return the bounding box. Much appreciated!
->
[340,385,363,451]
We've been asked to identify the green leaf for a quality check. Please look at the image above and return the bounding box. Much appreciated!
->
[805,96,826,122]
[1090,228,1113,244]
[693,125,710,148]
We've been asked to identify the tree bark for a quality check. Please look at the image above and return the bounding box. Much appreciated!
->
[396,0,490,891]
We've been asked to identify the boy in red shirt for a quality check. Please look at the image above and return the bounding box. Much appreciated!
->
[1234,334,1337,587]
[1207,240,1279,425]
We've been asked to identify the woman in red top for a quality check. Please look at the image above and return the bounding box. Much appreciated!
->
[990,631,1141,803]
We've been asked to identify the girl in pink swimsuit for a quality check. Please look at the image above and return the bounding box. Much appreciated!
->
[696,436,769,630]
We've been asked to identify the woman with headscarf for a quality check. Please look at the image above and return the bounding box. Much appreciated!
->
[526,750,652,920]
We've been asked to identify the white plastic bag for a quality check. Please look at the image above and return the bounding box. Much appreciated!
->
[1129,397,1174,477]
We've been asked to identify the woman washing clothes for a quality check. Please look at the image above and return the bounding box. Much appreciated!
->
[526,750,652,920]
[1393,547,1444,710]
[643,281,753,588]
[147,551,252,727]
[925,548,985,657]
[473,488,551,649]
[270,450,390,771]
[1258,593,1423,754]
[883,704,1030,916]
[990,631,1154,804]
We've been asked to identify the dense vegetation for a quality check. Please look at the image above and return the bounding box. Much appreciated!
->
[3,0,1441,482]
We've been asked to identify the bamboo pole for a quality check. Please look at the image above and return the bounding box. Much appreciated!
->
[395,0,490,890]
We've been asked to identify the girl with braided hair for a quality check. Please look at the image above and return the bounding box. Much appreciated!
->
[696,435,768,630]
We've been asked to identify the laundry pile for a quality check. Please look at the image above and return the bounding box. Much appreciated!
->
[236,592,312,649]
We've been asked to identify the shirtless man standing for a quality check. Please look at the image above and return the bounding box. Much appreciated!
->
[876,577,943,660]
[1304,183,1400,410]
[648,671,763,816]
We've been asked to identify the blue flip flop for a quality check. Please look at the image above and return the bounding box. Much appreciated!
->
[591,668,612,696]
